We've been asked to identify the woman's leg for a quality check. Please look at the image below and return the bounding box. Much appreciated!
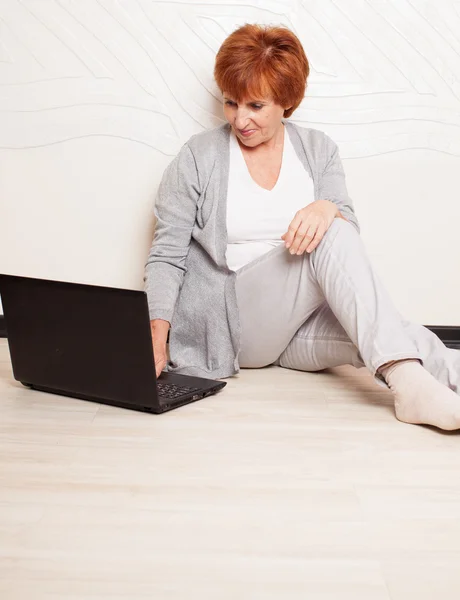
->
[392,320,460,394]
[276,302,460,395]
[273,301,367,372]
[236,218,422,383]
[235,218,460,428]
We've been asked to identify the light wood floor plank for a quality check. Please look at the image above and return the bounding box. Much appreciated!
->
[1,338,460,599]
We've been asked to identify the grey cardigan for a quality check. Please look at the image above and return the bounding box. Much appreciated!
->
[144,120,360,379]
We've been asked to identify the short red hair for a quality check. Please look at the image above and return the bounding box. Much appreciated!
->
[214,24,310,118]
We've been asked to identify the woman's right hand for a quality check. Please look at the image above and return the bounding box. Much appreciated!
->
[150,319,170,378]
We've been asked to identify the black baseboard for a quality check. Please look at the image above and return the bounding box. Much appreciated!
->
[0,316,6,338]
[426,326,460,349]
[0,317,458,348]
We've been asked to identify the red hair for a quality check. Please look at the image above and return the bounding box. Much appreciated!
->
[214,24,310,118]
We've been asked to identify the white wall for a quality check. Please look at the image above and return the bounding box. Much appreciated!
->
[0,0,459,325]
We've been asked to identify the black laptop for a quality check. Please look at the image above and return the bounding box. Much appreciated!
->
[0,274,226,413]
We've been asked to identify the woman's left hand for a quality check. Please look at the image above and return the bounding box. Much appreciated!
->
[281,199,339,255]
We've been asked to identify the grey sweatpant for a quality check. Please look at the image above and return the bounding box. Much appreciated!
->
[235,218,460,393]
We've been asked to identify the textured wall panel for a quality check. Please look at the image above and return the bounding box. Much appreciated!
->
[2,0,460,156]
[0,0,459,324]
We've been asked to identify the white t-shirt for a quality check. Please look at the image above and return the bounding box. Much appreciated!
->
[225,126,315,272]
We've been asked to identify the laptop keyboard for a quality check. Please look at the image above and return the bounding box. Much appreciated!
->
[157,381,201,400]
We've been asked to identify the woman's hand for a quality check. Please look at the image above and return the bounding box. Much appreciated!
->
[150,319,170,378]
[281,200,339,255]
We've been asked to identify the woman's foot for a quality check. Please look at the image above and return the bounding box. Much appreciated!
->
[379,359,460,430]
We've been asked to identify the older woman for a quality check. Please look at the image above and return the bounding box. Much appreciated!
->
[145,24,460,430]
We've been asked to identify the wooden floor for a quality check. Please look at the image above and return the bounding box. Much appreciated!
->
[1,338,460,599]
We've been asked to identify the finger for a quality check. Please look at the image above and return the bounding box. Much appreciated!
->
[284,224,299,249]
[284,213,303,248]
[288,216,316,253]
[297,225,318,255]
[155,358,166,378]
[289,226,311,254]
[306,223,327,253]
[290,222,317,254]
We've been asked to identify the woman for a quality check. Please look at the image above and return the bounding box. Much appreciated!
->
[145,24,460,430]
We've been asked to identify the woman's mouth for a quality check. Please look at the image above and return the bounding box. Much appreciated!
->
[239,129,256,137]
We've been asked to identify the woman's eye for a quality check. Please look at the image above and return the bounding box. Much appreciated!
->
[224,100,262,109]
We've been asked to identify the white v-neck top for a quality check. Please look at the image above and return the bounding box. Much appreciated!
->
[225,126,315,271]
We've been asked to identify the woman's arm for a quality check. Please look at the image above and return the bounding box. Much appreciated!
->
[150,318,170,377]
[336,211,349,222]
[319,135,360,234]
[144,142,201,324]
[150,318,170,343]
[280,135,358,254]
[144,143,200,376]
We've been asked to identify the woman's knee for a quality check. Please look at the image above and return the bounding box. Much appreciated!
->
[314,217,356,254]
[326,216,354,239]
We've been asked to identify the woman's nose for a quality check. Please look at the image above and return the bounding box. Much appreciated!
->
[234,108,251,129]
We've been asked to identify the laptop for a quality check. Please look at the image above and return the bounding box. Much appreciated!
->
[0,274,226,413]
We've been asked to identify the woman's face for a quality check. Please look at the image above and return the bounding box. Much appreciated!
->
[222,92,287,148]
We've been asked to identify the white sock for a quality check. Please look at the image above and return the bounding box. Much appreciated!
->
[379,359,460,430]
